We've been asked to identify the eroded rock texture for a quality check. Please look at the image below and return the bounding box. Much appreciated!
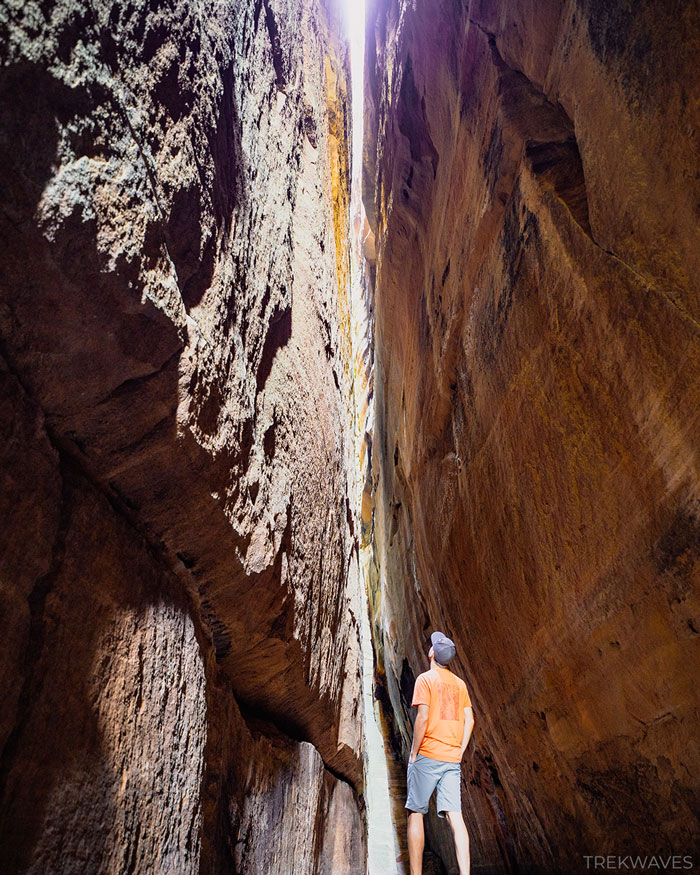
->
[364,0,700,871]
[0,0,365,871]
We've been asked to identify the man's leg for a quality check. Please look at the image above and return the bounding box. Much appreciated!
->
[405,755,439,874]
[445,810,470,875]
[407,811,425,875]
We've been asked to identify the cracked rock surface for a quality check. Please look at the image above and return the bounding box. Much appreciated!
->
[0,0,365,871]
[364,0,700,871]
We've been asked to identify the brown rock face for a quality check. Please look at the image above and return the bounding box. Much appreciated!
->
[1,362,208,873]
[364,0,700,871]
[0,0,365,871]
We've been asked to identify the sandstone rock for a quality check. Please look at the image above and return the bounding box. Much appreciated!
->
[364,0,700,871]
[0,0,365,869]
[0,361,207,873]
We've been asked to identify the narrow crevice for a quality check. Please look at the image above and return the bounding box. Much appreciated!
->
[475,21,594,240]
[525,137,592,237]
[261,0,286,89]
[475,31,700,333]
[397,54,439,178]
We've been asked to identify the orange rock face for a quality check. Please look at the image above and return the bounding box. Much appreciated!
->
[0,0,364,870]
[364,0,700,870]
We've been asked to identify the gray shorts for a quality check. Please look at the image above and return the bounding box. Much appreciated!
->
[405,753,462,818]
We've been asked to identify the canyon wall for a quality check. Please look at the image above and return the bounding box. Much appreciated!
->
[0,0,365,872]
[364,0,700,872]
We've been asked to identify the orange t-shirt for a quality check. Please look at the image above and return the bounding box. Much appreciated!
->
[411,666,472,762]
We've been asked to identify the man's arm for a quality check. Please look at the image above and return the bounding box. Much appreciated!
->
[409,703,429,762]
[460,706,474,758]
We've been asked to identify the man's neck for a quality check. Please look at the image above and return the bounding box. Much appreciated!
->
[430,658,449,671]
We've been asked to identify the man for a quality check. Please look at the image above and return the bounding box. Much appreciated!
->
[406,631,474,875]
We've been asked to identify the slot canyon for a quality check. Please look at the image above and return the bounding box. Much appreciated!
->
[0,0,698,873]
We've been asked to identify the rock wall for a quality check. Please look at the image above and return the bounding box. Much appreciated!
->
[364,0,700,872]
[0,0,365,871]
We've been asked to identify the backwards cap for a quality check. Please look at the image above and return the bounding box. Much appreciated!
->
[430,630,456,665]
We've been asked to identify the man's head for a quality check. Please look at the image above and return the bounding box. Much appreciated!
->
[429,630,456,666]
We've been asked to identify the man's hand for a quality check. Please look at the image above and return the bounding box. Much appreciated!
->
[460,706,474,759]
[410,703,429,762]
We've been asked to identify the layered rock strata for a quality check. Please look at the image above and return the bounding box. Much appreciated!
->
[364,0,700,871]
[0,0,365,871]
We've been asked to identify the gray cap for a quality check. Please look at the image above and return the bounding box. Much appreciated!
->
[431,631,456,665]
